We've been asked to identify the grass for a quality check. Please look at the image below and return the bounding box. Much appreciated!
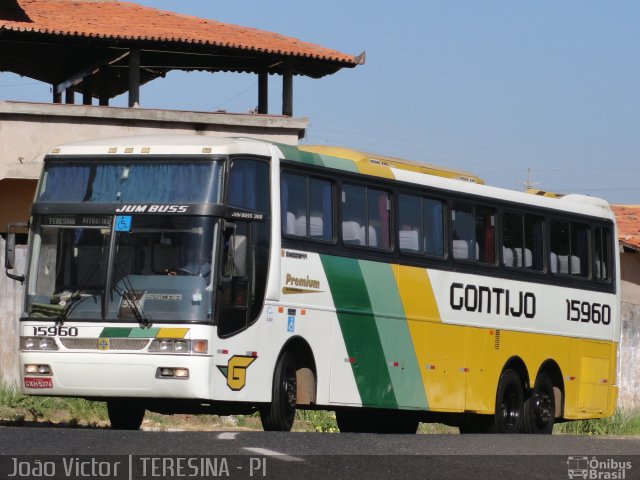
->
[1,383,639,434]
[554,409,640,436]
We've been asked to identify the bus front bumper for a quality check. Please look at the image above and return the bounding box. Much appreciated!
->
[20,352,213,400]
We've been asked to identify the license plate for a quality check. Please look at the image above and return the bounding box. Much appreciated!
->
[24,377,53,389]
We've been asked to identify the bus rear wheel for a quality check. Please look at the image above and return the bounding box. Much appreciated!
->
[261,351,297,431]
[107,399,145,430]
[523,372,555,434]
[494,369,525,433]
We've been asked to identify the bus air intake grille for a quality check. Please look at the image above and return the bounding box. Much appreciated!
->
[494,330,501,350]
[60,338,150,350]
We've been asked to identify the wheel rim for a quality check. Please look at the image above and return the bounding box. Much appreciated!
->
[501,386,520,429]
[533,390,553,428]
[282,365,296,421]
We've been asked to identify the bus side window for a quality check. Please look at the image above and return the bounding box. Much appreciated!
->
[452,203,495,264]
[571,222,590,278]
[281,172,333,241]
[594,226,612,282]
[550,220,570,274]
[503,212,543,271]
[399,194,423,253]
[550,220,589,277]
[399,195,444,258]
[342,184,389,249]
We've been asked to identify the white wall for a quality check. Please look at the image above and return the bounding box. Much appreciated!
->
[0,237,26,387]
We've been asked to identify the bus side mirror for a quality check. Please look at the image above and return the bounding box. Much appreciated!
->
[5,222,27,283]
[5,233,16,270]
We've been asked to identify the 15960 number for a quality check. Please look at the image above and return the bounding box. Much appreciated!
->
[32,326,78,337]
[566,300,611,325]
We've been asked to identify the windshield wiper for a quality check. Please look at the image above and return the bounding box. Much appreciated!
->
[114,263,151,326]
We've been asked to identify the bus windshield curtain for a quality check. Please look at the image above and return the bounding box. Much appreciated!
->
[426,201,443,257]
[90,164,218,203]
[39,163,219,204]
[280,176,289,228]
[321,182,332,239]
[378,194,389,248]
[39,165,91,202]
[228,161,257,210]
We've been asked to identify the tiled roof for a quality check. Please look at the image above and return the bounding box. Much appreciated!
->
[0,0,360,66]
[612,205,640,251]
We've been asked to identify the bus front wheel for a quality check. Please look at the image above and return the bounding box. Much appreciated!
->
[494,369,525,433]
[261,351,297,431]
[107,399,145,430]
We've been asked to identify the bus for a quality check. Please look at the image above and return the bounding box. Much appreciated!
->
[5,135,620,434]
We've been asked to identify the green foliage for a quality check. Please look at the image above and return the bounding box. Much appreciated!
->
[295,410,338,432]
[554,409,640,435]
[0,383,106,424]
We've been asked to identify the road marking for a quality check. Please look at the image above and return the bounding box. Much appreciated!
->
[243,447,304,462]
[217,432,239,440]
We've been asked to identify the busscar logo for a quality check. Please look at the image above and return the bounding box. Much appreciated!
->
[115,205,189,214]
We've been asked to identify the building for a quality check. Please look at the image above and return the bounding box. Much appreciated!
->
[611,205,640,411]
[0,0,363,232]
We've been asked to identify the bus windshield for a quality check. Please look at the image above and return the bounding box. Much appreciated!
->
[27,216,216,323]
[29,225,109,320]
[108,216,215,322]
[37,160,223,204]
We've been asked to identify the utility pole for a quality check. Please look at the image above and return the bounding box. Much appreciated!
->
[522,167,540,191]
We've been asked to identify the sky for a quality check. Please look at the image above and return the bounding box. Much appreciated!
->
[1,0,639,204]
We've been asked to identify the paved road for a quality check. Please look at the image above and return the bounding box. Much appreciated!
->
[0,427,638,479]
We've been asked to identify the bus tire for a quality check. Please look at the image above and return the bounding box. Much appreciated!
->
[335,409,362,433]
[261,351,297,431]
[523,372,555,434]
[494,369,525,433]
[107,399,145,430]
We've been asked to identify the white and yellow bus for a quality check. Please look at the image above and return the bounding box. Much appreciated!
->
[5,135,620,434]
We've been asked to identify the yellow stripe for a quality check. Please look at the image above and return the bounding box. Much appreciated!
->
[156,328,189,339]
[353,161,395,179]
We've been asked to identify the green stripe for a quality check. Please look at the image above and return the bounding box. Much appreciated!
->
[275,143,360,173]
[128,327,160,338]
[320,255,397,407]
[359,261,428,410]
[317,154,359,173]
[276,144,325,167]
[99,327,132,338]
[99,327,162,338]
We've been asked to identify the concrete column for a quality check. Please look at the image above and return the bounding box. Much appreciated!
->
[282,68,293,117]
[128,48,140,108]
[99,66,109,107]
[82,75,93,105]
[53,86,62,104]
[258,71,268,114]
[65,86,75,104]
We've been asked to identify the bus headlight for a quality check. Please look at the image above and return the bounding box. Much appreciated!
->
[147,339,208,354]
[173,340,188,352]
[20,337,59,351]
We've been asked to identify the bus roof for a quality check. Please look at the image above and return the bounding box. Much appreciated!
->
[46,135,613,220]
[297,145,485,184]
